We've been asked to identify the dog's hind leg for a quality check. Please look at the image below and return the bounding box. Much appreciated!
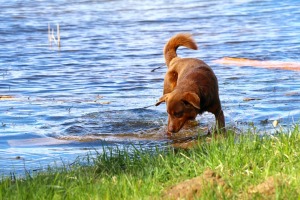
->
[163,71,178,94]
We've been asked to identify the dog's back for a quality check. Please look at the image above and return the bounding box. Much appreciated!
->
[163,34,211,95]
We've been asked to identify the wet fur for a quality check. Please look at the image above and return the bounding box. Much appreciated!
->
[156,33,225,134]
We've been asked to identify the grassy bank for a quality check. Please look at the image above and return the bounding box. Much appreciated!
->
[1,124,300,199]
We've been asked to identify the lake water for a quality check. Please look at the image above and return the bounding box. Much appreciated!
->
[1,0,299,176]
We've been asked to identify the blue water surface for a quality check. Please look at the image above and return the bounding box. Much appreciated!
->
[0,0,299,176]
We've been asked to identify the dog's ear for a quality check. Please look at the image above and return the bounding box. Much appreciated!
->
[183,92,200,109]
[155,94,168,106]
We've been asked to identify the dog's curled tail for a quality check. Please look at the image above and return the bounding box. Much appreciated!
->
[164,33,198,67]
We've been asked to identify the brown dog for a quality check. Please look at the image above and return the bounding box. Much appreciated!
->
[156,33,225,135]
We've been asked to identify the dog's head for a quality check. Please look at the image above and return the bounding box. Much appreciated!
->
[156,92,200,134]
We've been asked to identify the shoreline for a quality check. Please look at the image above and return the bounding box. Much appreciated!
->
[1,124,299,199]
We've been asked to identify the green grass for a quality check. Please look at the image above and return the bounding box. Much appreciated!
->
[1,124,300,199]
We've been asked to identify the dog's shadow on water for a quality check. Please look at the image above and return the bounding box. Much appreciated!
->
[54,108,213,148]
